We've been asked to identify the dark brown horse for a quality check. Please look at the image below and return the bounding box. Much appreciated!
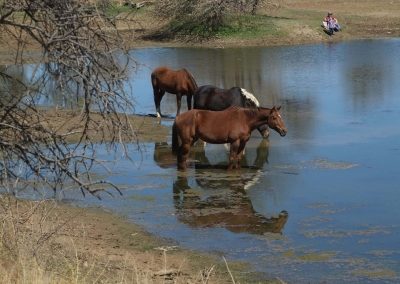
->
[151,66,198,117]
[172,106,287,170]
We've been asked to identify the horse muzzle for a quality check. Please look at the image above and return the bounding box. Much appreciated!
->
[279,128,287,137]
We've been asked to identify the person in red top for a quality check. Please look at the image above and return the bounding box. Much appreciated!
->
[323,12,341,35]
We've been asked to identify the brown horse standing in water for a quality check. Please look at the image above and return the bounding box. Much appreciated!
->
[172,106,287,170]
[151,66,198,117]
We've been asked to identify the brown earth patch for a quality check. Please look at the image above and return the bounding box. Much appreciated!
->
[0,197,265,283]
[38,108,169,143]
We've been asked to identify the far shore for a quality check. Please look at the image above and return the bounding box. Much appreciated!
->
[1,0,400,64]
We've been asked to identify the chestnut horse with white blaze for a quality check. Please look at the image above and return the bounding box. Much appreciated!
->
[172,106,287,170]
[151,66,198,117]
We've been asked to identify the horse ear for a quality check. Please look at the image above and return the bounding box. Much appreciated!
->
[277,106,281,110]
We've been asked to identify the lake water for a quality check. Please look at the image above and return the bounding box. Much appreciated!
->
[12,39,400,283]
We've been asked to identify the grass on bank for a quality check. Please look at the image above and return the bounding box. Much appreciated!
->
[0,196,273,283]
[132,0,400,46]
[216,15,285,39]
[157,14,286,42]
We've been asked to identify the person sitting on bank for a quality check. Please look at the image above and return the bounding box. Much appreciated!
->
[323,12,341,35]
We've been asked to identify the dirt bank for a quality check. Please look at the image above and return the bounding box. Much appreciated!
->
[39,108,169,143]
[0,197,267,283]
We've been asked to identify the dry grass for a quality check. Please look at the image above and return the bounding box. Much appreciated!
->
[0,196,262,284]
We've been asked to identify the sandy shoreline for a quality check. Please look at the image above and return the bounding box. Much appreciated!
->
[0,196,263,283]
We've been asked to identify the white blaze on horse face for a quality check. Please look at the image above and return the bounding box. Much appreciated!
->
[240,88,260,107]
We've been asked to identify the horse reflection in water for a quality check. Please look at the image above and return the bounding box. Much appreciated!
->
[153,139,270,170]
[153,140,289,235]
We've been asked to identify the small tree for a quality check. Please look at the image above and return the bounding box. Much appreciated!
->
[151,0,275,40]
[151,0,231,40]
[0,0,136,196]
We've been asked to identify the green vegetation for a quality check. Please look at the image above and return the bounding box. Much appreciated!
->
[155,13,285,41]
[167,19,215,39]
[149,0,264,40]
[105,2,134,17]
[283,250,336,262]
[217,15,283,39]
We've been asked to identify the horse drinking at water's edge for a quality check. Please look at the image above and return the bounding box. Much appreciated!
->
[172,106,287,170]
[194,85,270,138]
[151,66,198,117]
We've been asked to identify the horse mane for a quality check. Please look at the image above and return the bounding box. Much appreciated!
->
[243,107,260,118]
[183,68,198,91]
[226,105,243,112]
[240,88,260,107]
[241,107,275,121]
[227,106,260,118]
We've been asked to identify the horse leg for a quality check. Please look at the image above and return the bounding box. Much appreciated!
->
[186,94,192,110]
[236,140,247,169]
[228,140,240,170]
[154,89,165,118]
[178,141,191,170]
[176,94,182,116]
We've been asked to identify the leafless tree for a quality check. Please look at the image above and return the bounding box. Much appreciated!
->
[151,0,233,40]
[151,0,279,40]
[0,0,136,197]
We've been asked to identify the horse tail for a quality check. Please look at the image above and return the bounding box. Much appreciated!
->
[151,71,158,90]
[184,69,198,92]
[172,121,180,155]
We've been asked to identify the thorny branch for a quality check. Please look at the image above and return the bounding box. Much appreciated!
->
[0,0,137,196]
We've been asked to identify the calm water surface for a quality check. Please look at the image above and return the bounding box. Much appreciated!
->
[23,39,400,282]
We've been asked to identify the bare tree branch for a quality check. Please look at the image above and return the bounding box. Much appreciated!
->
[0,0,137,196]
[149,0,277,40]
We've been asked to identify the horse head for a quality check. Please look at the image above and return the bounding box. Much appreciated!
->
[238,90,272,138]
[267,106,287,137]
